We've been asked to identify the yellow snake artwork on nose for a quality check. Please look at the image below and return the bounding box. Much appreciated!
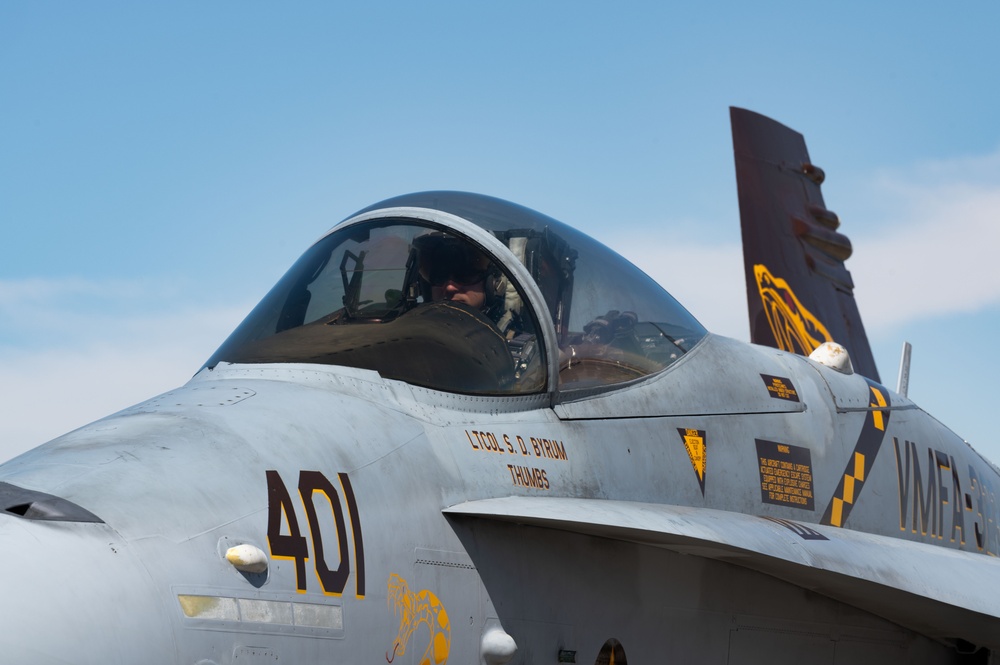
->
[386,573,451,665]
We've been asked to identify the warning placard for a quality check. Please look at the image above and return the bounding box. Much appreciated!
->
[755,439,814,510]
[677,428,706,496]
[760,374,799,402]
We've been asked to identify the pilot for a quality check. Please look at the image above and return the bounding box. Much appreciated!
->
[414,234,504,320]
[414,233,541,388]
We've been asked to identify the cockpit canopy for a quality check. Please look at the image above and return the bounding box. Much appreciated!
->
[206,192,706,397]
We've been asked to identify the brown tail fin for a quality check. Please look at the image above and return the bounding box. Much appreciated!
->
[731,107,880,382]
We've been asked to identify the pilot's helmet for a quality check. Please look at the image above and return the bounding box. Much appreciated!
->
[413,233,506,316]
[414,234,491,287]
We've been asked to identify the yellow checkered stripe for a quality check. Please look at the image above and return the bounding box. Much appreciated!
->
[821,383,890,528]
[829,451,867,527]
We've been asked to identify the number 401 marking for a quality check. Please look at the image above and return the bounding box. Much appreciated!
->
[265,470,366,597]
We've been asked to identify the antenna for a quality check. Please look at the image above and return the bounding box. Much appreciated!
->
[896,341,912,397]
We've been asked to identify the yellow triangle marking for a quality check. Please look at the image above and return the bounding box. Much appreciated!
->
[682,430,706,482]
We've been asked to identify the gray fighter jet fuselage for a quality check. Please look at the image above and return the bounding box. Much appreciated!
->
[0,111,996,665]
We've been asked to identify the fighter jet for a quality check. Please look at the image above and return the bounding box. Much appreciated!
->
[0,108,996,664]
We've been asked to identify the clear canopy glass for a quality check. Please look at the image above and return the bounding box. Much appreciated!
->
[206,192,706,396]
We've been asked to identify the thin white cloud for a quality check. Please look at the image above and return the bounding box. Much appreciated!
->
[0,344,200,459]
[0,276,202,347]
[0,277,147,303]
[0,278,249,461]
[619,147,1000,339]
[841,150,1000,331]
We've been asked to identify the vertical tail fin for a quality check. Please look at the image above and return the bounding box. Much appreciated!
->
[731,107,880,382]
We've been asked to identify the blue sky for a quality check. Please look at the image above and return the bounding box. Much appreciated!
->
[2,3,1000,462]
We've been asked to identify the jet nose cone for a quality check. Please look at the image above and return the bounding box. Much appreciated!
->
[0,516,174,663]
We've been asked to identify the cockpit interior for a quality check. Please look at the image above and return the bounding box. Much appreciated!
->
[206,192,706,398]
